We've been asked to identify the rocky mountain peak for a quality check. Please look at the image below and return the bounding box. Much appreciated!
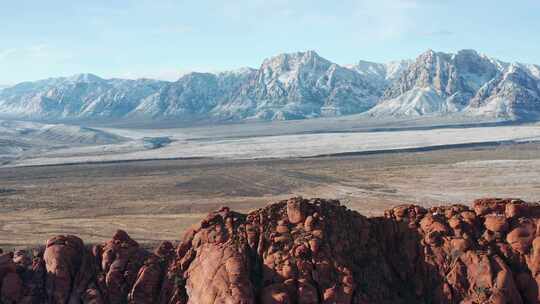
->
[368,49,540,119]
[217,67,257,77]
[349,59,411,88]
[454,48,480,59]
[351,60,386,79]
[66,73,105,84]
[260,50,329,74]
[416,49,446,63]
[226,50,381,120]
[1,49,539,122]
[175,71,216,84]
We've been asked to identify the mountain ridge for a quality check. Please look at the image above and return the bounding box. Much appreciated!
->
[1,49,539,122]
[368,49,540,120]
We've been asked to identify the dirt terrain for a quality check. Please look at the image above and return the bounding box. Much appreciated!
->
[1,143,540,248]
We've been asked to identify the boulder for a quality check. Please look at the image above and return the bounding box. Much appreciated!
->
[3,197,540,303]
[484,215,509,233]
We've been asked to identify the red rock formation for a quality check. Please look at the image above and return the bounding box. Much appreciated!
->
[0,252,22,304]
[2,197,540,303]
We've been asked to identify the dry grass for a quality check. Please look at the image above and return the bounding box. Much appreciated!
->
[1,143,539,249]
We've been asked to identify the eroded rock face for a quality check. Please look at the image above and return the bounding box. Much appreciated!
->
[2,197,540,303]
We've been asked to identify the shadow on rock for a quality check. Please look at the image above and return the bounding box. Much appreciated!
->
[1,197,540,303]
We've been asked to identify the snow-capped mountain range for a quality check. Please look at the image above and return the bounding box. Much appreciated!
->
[368,49,540,120]
[1,49,539,122]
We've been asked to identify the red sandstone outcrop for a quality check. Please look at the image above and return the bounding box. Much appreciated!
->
[2,197,540,303]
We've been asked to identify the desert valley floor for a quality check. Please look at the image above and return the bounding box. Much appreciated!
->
[1,140,540,248]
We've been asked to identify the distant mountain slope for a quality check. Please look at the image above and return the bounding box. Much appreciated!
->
[0,74,168,119]
[0,119,126,164]
[1,49,539,122]
[132,69,256,118]
[0,120,125,145]
[367,49,540,120]
[346,59,411,91]
[217,51,381,120]
[466,63,540,119]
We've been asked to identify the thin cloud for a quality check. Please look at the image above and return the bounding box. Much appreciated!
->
[0,44,58,61]
[348,0,453,41]
[0,44,74,71]
[27,44,50,58]
[352,0,417,40]
[0,48,17,60]
[155,25,195,35]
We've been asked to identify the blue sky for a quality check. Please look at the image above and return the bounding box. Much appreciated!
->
[1,0,539,84]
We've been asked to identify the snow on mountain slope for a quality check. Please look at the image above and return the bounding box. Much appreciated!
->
[0,74,168,119]
[347,59,411,89]
[0,120,125,145]
[367,87,461,117]
[218,50,381,120]
[1,49,539,122]
[132,73,222,118]
[131,68,256,118]
[520,64,540,80]
[368,49,540,120]
[9,124,540,167]
[0,51,384,121]
[385,60,413,82]
[0,119,127,163]
[467,63,540,119]
[79,78,167,118]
